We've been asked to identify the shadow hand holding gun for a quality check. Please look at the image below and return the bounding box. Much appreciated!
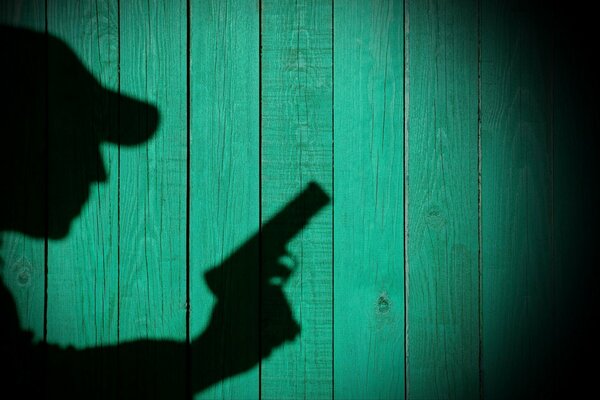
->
[195,182,330,389]
[2,183,330,398]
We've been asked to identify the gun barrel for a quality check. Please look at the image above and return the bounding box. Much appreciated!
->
[204,182,330,295]
[261,182,330,239]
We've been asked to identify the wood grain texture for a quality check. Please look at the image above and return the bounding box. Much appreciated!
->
[481,1,553,397]
[118,0,187,396]
[551,5,598,397]
[189,0,260,398]
[46,0,119,348]
[333,1,404,398]
[406,0,479,398]
[261,0,333,398]
[45,1,120,395]
[0,0,46,344]
[0,0,44,32]
[3,1,590,397]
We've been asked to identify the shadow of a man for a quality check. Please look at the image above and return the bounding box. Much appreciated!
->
[0,26,326,398]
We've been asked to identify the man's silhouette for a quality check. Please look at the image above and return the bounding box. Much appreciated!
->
[0,26,325,398]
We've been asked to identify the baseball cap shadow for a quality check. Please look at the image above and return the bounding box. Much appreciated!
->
[0,25,159,239]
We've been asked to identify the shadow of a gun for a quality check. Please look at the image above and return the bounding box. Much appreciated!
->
[195,181,330,389]
[1,182,330,398]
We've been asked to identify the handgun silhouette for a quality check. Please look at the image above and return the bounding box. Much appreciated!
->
[205,181,331,293]
[195,182,331,387]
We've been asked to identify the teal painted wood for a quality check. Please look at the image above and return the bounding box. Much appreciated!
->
[406,0,479,398]
[481,1,553,397]
[189,0,260,398]
[46,0,119,350]
[4,2,592,397]
[0,0,46,345]
[261,0,333,398]
[45,1,119,395]
[552,9,598,396]
[333,1,404,398]
[118,0,188,396]
[551,26,574,398]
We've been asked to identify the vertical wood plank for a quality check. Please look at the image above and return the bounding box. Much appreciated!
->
[552,5,598,397]
[46,0,119,347]
[119,0,187,396]
[45,0,119,396]
[261,0,333,398]
[0,0,46,344]
[333,0,404,398]
[481,1,553,397]
[406,0,479,398]
[189,0,260,398]
[0,0,44,32]
[0,2,47,395]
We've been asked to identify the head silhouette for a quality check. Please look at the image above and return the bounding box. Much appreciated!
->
[0,26,158,239]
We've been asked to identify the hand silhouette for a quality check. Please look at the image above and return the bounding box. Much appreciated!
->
[1,182,326,398]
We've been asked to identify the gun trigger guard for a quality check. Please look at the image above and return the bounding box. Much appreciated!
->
[281,251,297,272]
[289,253,298,271]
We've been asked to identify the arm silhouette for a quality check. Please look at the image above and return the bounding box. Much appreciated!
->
[2,183,329,398]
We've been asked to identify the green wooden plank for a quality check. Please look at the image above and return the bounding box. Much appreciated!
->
[118,0,187,396]
[333,0,404,398]
[406,0,479,398]
[0,0,46,343]
[0,2,47,395]
[46,0,119,353]
[552,8,598,397]
[261,0,333,398]
[45,1,120,396]
[189,0,260,398]
[0,0,44,31]
[481,1,554,397]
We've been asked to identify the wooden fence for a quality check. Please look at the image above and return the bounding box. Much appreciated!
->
[0,0,596,398]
